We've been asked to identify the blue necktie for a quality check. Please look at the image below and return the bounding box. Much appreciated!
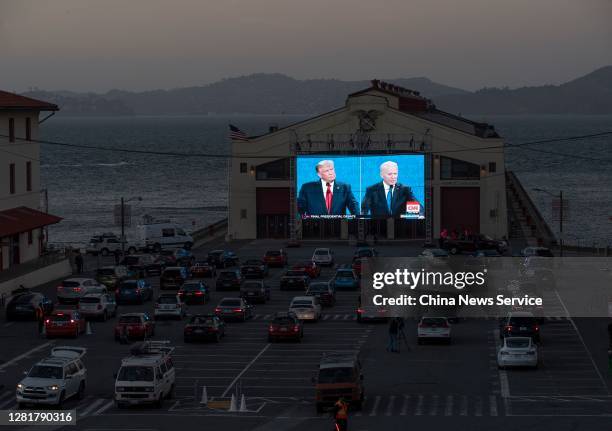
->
[387,185,393,213]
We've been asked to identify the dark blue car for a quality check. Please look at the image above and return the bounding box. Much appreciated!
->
[115,279,153,304]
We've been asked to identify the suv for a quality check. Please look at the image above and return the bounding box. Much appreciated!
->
[96,266,129,290]
[87,237,136,256]
[216,269,244,291]
[207,250,239,268]
[499,311,540,343]
[154,294,187,320]
[122,254,162,277]
[314,352,364,413]
[114,341,175,408]
[160,266,189,290]
[263,249,288,267]
[56,278,104,304]
[16,347,87,408]
[78,293,118,321]
[312,248,334,266]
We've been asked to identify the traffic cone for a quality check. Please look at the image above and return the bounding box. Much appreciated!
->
[86,322,93,335]
[239,394,247,412]
[229,394,237,412]
[41,323,46,337]
[200,386,208,405]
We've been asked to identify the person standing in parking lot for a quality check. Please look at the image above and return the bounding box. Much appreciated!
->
[387,318,399,352]
[75,251,84,274]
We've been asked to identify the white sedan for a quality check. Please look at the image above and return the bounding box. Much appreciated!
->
[289,296,322,321]
[417,317,451,344]
[497,337,538,369]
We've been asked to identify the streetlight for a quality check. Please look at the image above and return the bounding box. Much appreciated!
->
[120,196,142,256]
[533,188,563,256]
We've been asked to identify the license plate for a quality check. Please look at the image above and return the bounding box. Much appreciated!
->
[55,322,66,326]
[248,292,255,296]
[194,329,203,333]
[280,327,288,332]
[520,326,527,331]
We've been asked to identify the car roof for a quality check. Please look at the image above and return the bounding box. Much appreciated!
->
[314,248,330,252]
[219,297,241,302]
[36,356,75,367]
[82,293,105,298]
[63,277,94,282]
[508,311,534,317]
[421,316,448,320]
[319,351,359,369]
[291,296,314,302]
[164,266,184,270]
[119,312,146,317]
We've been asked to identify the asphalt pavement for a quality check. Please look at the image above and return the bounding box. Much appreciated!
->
[1,238,612,430]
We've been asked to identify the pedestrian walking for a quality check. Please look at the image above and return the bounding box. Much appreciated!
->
[396,317,409,352]
[387,318,399,353]
[75,251,84,274]
[333,397,349,431]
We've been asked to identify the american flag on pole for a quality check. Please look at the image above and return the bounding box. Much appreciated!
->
[228,124,249,142]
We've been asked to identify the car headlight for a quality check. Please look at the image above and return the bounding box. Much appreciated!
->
[47,385,60,391]
[16,383,24,390]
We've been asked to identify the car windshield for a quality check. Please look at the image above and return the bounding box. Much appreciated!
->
[119,316,142,324]
[273,317,294,325]
[61,281,80,288]
[51,314,73,321]
[14,295,34,304]
[245,260,262,265]
[157,296,178,304]
[509,317,535,326]
[265,251,280,256]
[285,271,305,277]
[80,297,101,304]
[28,365,63,379]
[506,339,530,348]
[209,251,223,257]
[163,270,183,277]
[191,316,215,325]
[120,283,138,290]
[243,283,262,289]
[219,299,241,307]
[97,268,116,276]
[314,250,329,255]
[336,271,354,278]
[219,272,237,279]
[117,366,154,382]
[422,318,446,325]
[182,284,201,291]
[291,301,313,308]
[318,367,354,384]
[308,284,328,292]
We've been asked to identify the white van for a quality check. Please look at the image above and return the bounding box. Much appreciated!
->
[114,341,175,408]
[137,222,193,252]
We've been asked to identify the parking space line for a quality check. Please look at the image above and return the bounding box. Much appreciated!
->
[80,398,106,417]
[459,395,468,416]
[474,396,483,416]
[93,400,115,416]
[0,341,53,371]
[428,395,439,416]
[368,395,381,416]
[400,395,410,416]
[415,395,424,416]
[489,395,498,416]
[444,395,453,416]
[384,395,395,416]
[221,343,270,397]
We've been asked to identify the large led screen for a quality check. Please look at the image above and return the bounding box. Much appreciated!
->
[296,154,425,219]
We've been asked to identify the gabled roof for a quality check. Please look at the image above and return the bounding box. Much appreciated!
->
[0,90,59,111]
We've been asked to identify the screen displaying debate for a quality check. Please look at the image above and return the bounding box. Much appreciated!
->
[296,154,425,220]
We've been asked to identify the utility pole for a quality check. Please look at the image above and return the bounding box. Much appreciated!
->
[559,190,563,257]
[121,197,125,257]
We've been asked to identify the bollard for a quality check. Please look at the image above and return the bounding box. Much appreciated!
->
[239,394,247,412]
[200,386,208,405]
[86,322,93,335]
[229,394,238,412]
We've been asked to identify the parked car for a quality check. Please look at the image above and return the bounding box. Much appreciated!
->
[115,279,153,304]
[56,278,104,304]
[240,280,271,303]
[312,248,334,266]
[417,317,452,344]
[240,259,269,278]
[263,249,288,267]
[138,221,193,252]
[95,266,129,290]
[16,346,87,408]
[5,293,54,321]
[214,297,253,322]
[353,247,378,259]
[190,261,216,278]
[114,313,155,341]
[280,270,310,291]
[497,337,539,369]
[332,269,359,290]
[207,250,239,268]
[268,312,303,342]
[86,236,136,256]
[291,261,321,279]
[289,296,322,321]
[357,305,389,323]
[45,310,87,338]
[443,234,507,255]
[78,293,118,321]
[154,294,187,320]
[216,269,244,291]
[184,314,225,343]
[160,266,189,290]
[178,280,210,304]
[306,282,336,307]
[121,254,162,277]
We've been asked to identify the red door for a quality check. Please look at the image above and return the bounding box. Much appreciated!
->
[440,187,480,234]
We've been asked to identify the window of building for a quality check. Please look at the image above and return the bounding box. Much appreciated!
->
[240,209,247,219]
[9,163,15,194]
[488,162,497,173]
[440,157,480,180]
[240,162,247,173]
[28,230,33,245]
[256,158,289,180]
[26,161,32,191]
[25,118,31,141]
[9,118,15,142]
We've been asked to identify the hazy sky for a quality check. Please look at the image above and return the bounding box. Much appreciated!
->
[1,0,611,93]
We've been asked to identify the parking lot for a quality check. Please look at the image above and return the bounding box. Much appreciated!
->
[1,239,612,431]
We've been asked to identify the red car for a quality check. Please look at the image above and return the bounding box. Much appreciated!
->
[268,312,303,342]
[291,261,320,279]
[45,310,86,338]
[263,250,288,267]
[114,312,155,341]
[352,258,364,277]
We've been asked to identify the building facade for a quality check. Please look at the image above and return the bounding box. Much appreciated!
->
[228,81,507,242]
[0,91,61,271]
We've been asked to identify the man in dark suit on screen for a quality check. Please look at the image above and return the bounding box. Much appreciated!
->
[362,161,423,218]
[297,160,359,217]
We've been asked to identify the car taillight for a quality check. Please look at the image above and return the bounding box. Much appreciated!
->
[45,319,50,324]
[233,308,243,313]
[269,325,275,332]
[418,323,424,328]
[195,291,203,296]
[505,325,513,331]
[73,287,81,292]
[357,308,363,314]
[70,319,75,323]
[293,325,300,332]
[441,322,449,328]
[214,308,221,313]
[534,325,540,332]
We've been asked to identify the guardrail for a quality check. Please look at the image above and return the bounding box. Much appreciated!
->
[0,249,68,284]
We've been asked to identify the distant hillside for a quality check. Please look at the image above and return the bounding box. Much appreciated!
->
[22,67,612,115]
[434,66,612,115]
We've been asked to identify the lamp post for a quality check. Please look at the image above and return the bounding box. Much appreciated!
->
[120,196,142,257]
[533,188,563,256]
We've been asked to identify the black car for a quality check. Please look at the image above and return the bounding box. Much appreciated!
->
[178,280,210,304]
[6,293,54,321]
[184,314,226,343]
[207,250,239,268]
[120,254,162,277]
[216,269,244,291]
[240,259,269,279]
[353,247,378,259]
[443,234,506,255]
[280,270,311,291]
[306,282,336,307]
[499,312,540,342]
[160,266,189,290]
[240,280,270,303]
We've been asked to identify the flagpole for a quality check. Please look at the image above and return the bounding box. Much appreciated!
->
[226,125,232,242]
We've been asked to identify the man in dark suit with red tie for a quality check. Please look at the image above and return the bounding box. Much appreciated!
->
[361,161,423,218]
[297,160,359,217]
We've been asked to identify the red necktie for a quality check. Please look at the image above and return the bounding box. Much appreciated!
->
[325,183,332,214]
